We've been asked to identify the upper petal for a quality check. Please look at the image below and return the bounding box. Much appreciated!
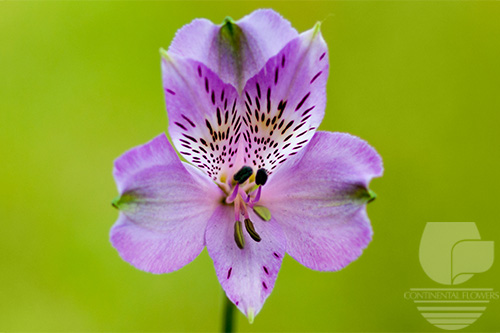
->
[238,24,328,175]
[111,134,222,273]
[167,9,298,91]
[162,55,243,181]
[262,131,383,271]
[205,205,286,320]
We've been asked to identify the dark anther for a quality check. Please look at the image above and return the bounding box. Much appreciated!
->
[234,221,245,249]
[233,165,253,184]
[255,168,268,186]
[244,219,262,242]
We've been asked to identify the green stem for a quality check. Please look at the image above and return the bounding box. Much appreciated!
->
[222,294,236,333]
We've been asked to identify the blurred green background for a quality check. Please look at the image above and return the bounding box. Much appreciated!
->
[1,1,499,331]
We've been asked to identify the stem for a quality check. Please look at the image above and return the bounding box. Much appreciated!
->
[222,294,236,333]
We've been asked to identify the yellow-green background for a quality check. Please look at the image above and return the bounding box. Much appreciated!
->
[1,1,499,331]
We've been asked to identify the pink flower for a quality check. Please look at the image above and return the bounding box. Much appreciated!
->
[110,9,383,322]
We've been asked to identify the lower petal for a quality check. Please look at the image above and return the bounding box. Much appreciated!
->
[205,206,286,320]
[111,213,207,274]
[111,134,222,273]
[263,131,383,271]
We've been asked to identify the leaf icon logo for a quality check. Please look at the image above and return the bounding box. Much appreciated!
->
[419,222,494,285]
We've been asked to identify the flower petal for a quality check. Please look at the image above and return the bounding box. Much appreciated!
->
[238,24,328,175]
[262,131,383,271]
[205,205,286,319]
[111,134,222,273]
[167,9,298,91]
[162,55,243,181]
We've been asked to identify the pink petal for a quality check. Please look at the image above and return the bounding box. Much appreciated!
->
[262,131,383,271]
[111,134,222,273]
[238,25,328,175]
[205,205,286,319]
[168,9,298,90]
[162,56,242,181]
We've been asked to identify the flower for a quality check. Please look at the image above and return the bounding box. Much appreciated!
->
[110,9,383,322]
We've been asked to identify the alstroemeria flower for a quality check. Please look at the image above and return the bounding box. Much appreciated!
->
[110,9,383,321]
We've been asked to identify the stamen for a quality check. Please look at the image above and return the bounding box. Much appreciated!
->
[233,165,253,184]
[255,168,268,186]
[244,219,261,242]
[226,183,239,204]
[252,186,262,204]
[234,220,245,249]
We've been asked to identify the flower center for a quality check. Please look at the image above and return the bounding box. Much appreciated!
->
[224,166,269,249]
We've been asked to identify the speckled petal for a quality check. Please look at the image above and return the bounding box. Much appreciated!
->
[238,25,328,175]
[262,131,383,271]
[162,55,242,181]
[111,134,222,273]
[205,205,286,320]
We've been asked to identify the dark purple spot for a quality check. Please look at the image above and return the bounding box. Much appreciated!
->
[281,120,294,135]
[217,108,222,126]
[310,71,322,84]
[245,91,252,106]
[220,89,225,102]
[211,90,216,105]
[262,282,268,289]
[266,88,271,113]
[227,267,232,279]
[278,119,285,130]
[197,65,202,77]
[205,77,209,93]
[302,105,315,117]
[274,67,279,85]
[273,252,280,258]
[256,82,261,99]
[295,92,311,111]
[320,52,326,61]
[263,266,269,275]
[294,122,306,131]
[205,120,213,134]
[174,122,187,131]
[232,99,237,113]
[182,115,196,127]
[182,133,197,143]
[166,89,176,95]
[245,101,251,114]
[281,54,286,68]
